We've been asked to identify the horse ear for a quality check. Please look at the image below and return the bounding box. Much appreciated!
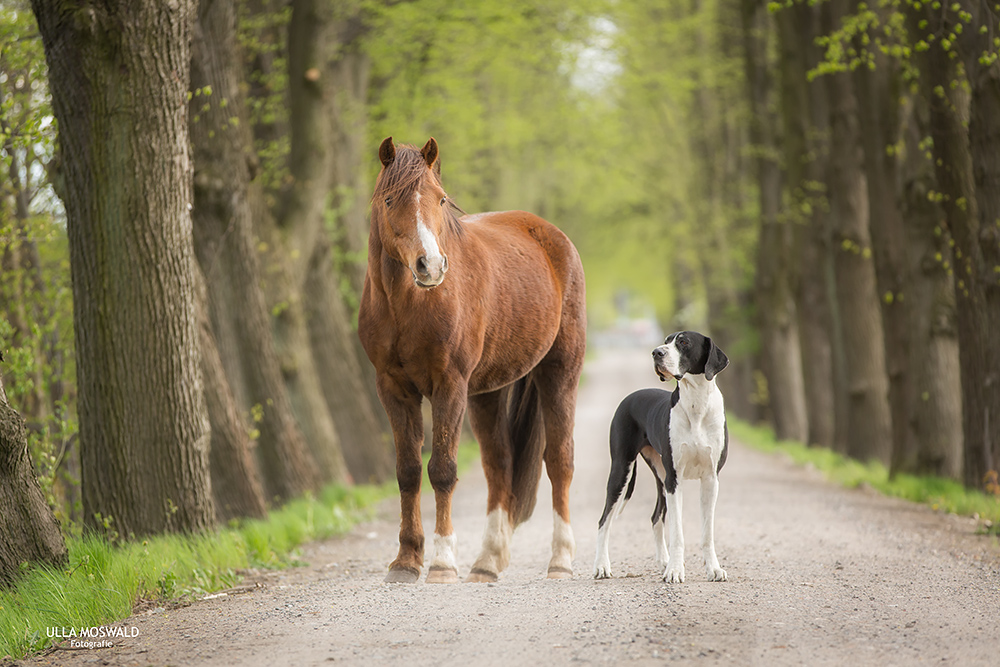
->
[704,337,729,381]
[379,136,395,167]
[421,137,439,170]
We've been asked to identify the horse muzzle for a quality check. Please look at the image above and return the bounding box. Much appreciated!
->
[412,253,448,289]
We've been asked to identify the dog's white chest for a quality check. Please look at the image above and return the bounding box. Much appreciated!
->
[669,392,725,480]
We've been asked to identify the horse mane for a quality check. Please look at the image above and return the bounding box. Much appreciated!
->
[372,144,465,238]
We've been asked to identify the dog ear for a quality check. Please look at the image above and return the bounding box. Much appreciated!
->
[379,136,395,167]
[704,338,729,381]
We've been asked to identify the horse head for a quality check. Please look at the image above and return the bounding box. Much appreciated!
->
[374,136,456,290]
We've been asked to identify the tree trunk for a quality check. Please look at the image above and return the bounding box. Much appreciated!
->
[820,0,892,465]
[304,233,394,483]
[778,1,836,448]
[742,0,809,442]
[0,373,67,585]
[325,15,393,441]
[955,0,1000,487]
[194,266,268,521]
[249,0,354,486]
[899,97,963,479]
[851,29,917,473]
[190,0,320,502]
[31,0,215,536]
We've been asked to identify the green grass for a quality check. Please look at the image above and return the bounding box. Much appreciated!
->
[0,482,392,660]
[730,419,1000,530]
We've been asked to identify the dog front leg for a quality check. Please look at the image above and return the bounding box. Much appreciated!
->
[662,486,685,583]
[700,474,727,581]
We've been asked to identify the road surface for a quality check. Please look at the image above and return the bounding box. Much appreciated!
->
[18,348,1000,666]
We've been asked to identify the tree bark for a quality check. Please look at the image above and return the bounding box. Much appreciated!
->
[899,96,963,479]
[954,0,1000,487]
[248,0,353,486]
[0,373,67,586]
[190,0,320,502]
[31,0,215,536]
[820,0,892,465]
[852,27,917,473]
[743,0,809,442]
[778,1,837,448]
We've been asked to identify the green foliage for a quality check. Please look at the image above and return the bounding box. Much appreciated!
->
[730,419,1000,530]
[1,1,79,525]
[0,481,393,660]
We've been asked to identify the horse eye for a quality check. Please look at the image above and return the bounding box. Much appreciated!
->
[439,197,447,206]
[384,197,392,207]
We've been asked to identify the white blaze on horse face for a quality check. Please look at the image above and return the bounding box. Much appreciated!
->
[413,191,447,286]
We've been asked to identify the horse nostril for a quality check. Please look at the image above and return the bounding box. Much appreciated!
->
[416,256,429,276]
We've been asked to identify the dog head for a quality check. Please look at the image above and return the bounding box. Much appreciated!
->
[652,331,729,382]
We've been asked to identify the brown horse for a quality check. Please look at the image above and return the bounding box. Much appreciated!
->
[358,137,587,583]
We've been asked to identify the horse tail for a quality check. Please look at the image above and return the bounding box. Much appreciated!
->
[506,373,546,526]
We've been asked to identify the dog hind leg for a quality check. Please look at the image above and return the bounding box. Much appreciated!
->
[593,459,636,579]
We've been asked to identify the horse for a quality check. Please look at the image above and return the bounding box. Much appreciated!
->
[358,137,587,583]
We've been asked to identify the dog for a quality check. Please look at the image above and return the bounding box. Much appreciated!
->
[593,331,730,583]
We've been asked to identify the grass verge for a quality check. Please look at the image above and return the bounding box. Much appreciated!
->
[1,438,482,661]
[730,419,1000,532]
[0,482,392,661]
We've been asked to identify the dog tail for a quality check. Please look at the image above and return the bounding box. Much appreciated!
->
[506,373,546,526]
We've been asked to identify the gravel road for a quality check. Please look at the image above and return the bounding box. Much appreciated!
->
[18,347,1000,666]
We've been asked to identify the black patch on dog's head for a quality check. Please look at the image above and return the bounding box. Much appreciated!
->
[670,331,729,380]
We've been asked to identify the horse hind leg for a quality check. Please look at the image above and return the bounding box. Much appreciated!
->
[536,358,584,580]
[465,389,515,583]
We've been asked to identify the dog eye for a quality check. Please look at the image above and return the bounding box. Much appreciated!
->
[678,338,688,348]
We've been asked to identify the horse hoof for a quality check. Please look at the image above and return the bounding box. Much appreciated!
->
[547,567,573,580]
[385,567,420,584]
[465,568,498,583]
[426,566,459,584]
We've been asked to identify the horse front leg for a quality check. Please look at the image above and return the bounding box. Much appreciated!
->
[377,376,425,583]
[425,380,468,584]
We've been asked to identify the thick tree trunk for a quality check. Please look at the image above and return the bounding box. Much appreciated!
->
[852,36,917,473]
[32,0,216,536]
[778,2,836,448]
[742,0,809,442]
[899,98,963,479]
[955,0,1000,486]
[194,267,268,521]
[190,0,319,502]
[0,373,67,585]
[908,1,1000,488]
[325,19,393,441]
[304,233,394,483]
[820,0,892,465]
[249,0,353,486]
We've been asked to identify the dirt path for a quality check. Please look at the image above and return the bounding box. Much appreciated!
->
[19,348,1000,666]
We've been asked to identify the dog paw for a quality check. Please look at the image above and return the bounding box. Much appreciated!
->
[707,566,727,582]
[662,563,685,584]
[593,565,612,579]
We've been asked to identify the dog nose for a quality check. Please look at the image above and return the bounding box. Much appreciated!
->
[652,348,664,359]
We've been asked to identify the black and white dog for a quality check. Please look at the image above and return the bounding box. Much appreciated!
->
[594,331,730,583]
